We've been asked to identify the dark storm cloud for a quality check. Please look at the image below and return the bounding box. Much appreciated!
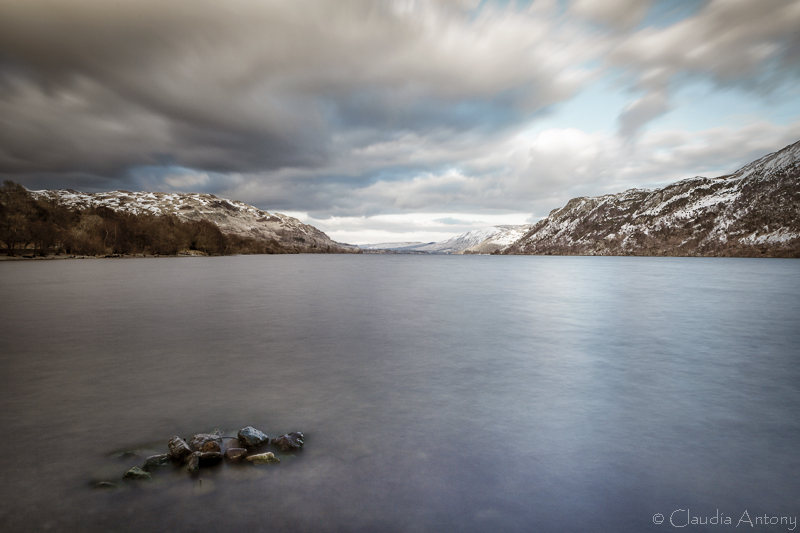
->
[0,0,589,182]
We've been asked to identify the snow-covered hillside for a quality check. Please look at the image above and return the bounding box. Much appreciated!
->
[460,225,534,254]
[502,140,800,257]
[416,226,523,254]
[30,189,359,253]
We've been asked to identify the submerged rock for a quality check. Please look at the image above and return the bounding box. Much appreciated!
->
[142,454,172,471]
[188,433,223,453]
[168,436,192,460]
[113,451,142,461]
[238,427,269,448]
[272,432,305,451]
[123,466,152,481]
[224,448,248,462]
[245,452,280,465]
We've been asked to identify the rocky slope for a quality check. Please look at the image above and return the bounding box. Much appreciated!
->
[30,189,359,253]
[501,140,800,257]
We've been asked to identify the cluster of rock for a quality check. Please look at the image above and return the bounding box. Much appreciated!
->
[122,427,304,481]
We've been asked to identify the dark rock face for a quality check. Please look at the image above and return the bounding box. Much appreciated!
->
[142,454,172,471]
[238,427,269,448]
[245,452,280,465]
[168,436,192,460]
[123,466,152,481]
[224,448,248,462]
[188,433,223,453]
[272,432,305,451]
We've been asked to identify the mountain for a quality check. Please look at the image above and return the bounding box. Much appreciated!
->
[357,242,427,252]
[358,225,532,254]
[415,226,530,254]
[460,225,533,254]
[500,140,800,257]
[30,189,359,253]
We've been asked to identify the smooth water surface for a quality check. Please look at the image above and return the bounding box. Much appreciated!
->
[1,255,799,532]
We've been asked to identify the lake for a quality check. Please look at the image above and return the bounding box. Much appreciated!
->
[1,255,798,532]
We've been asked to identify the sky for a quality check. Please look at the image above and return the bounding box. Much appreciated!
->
[1,0,799,244]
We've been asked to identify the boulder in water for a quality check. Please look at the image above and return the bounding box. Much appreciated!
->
[245,452,280,465]
[238,427,269,448]
[272,432,305,451]
[188,433,223,453]
[168,436,192,460]
[224,448,248,462]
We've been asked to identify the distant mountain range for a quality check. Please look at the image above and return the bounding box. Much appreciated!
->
[358,225,533,254]
[364,139,800,258]
[30,189,359,253]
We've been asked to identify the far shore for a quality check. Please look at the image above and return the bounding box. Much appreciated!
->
[0,251,210,261]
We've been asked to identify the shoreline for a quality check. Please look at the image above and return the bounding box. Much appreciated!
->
[3,251,798,261]
[0,252,209,261]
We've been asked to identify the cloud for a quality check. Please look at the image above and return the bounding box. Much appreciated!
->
[434,217,476,225]
[617,90,672,137]
[1,0,798,243]
[0,0,596,177]
[570,0,652,29]
[612,0,800,83]
[604,0,800,135]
